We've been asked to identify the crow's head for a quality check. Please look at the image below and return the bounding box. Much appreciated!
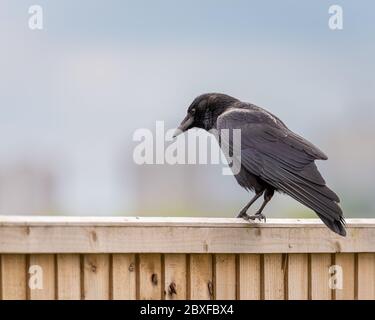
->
[173,93,238,137]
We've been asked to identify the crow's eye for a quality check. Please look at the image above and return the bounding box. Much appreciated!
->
[190,108,196,115]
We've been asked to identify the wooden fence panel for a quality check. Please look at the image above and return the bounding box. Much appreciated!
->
[29,254,55,300]
[0,254,27,300]
[287,254,308,300]
[57,254,81,300]
[189,254,213,300]
[112,254,136,300]
[263,254,285,300]
[357,253,375,300]
[164,254,187,300]
[335,253,355,300]
[138,254,162,300]
[310,253,332,300]
[83,254,110,300]
[238,254,261,300]
[0,218,374,300]
[214,254,236,300]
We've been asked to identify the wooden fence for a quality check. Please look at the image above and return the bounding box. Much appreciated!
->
[0,216,374,300]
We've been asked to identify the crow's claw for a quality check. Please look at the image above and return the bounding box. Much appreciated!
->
[247,213,266,222]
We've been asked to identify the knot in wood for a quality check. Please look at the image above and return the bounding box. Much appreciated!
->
[89,262,97,273]
[128,263,135,272]
[151,273,158,285]
[168,282,177,296]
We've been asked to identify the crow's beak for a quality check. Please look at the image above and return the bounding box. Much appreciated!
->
[173,114,194,138]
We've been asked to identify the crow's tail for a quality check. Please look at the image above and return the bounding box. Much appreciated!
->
[316,213,346,237]
[262,164,347,236]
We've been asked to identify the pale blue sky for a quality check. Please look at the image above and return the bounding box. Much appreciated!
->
[0,1,374,215]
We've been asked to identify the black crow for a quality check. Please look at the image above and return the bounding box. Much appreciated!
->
[174,93,346,236]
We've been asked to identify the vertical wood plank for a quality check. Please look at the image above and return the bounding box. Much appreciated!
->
[138,254,162,300]
[238,254,261,300]
[112,254,136,300]
[310,253,332,300]
[214,254,236,300]
[287,254,308,300]
[263,254,285,300]
[83,254,110,300]
[164,254,187,300]
[57,254,81,300]
[0,254,27,300]
[189,254,213,300]
[357,253,375,300]
[29,254,55,300]
[335,253,355,300]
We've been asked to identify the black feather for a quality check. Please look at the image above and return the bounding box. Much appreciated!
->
[179,93,346,236]
[215,101,345,236]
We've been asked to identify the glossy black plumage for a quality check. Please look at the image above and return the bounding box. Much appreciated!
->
[175,93,346,236]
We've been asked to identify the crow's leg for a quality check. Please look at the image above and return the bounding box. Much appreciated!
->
[237,190,264,219]
[247,189,275,222]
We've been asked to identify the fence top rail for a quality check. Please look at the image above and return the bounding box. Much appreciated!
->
[0,216,374,227]
[0,216,374,254]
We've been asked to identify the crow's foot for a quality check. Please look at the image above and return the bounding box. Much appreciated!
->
[246,213,266,222]
[236,211,248,219]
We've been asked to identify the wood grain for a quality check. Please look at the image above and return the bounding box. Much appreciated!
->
[189,254,213,300]
[112,254,136,300]
[287,254,308,300]
[1,254,27,300]
[335,253,355,300]
[164,254,187,300]
[238,254,261,300]
[0,217,374,300]
[357,253,375,300]
[0,218,374,254]
[138,254,162,300]
[263,254,285,300]
[83,254,110,300]
[310,253,332,300]
[214,254,236,300]
[57,254,81,300]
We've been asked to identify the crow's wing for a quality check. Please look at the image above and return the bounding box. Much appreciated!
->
[217,107,346,236]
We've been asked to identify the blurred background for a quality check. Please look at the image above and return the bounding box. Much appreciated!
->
[0,1,374,218]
